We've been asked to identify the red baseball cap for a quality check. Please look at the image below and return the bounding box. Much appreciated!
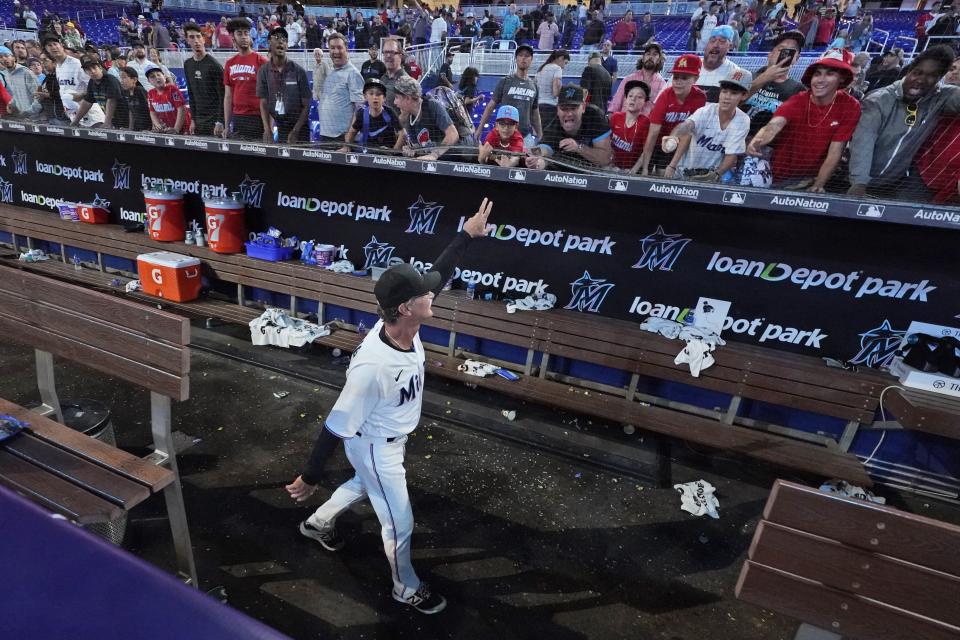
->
[671,54,702,77]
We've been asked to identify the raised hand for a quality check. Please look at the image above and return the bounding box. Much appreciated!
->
[462,197,494,238]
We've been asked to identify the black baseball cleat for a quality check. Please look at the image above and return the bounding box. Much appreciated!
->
[299,521,345,551]
[393,582,447,614]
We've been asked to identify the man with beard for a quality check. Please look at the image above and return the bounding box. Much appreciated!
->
[183,22,224,136]
[12,41,29,66]
[223,18,266,140]
[475,43,541,145]
[361,43,386,81]
[696,25,745,103]
[525,84,612,170]
[125,40,153,90]
[0,45,41,119]
[316,32,363,143]
[848,45,960,200]
[379,37,410,107]
[257,27,310,143]
[42,35,105,127]
[608,43,666,115]
[747,48,860,191]
[741,30,804,135]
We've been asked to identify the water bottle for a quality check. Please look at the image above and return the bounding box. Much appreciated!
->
[683,310,696,327]
[466,281,476,300]
[357,320,368,336]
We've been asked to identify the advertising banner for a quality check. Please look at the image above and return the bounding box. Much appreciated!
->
[1,129,957,368]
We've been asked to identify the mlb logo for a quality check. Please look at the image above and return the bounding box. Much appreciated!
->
[165,137,176,146]
[32,126,40,133]
[279,148,290,158]
[220,143,230,152]
[347,154,359,164]
[509,169,526,181]
[72,129,81,136]
[117,134,126,142]
[608,179,628,192]
[723,191,746,204]
[423,161,437,173]
[857,203,885,218]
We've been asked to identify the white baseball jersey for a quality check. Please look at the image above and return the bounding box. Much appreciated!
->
[326,319,425,439]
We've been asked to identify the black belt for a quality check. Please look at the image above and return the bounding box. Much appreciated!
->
[357,432,398,443]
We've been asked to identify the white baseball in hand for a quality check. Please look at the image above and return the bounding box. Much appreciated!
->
[661,136,678,153]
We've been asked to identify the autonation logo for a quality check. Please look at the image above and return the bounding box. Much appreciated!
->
[770,195,829,212]
[457,218,615,254]
[915,208,960,225]
[706,251,936,301]
[649,183,699,199]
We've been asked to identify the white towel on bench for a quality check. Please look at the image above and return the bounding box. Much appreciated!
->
[250,308,330,348]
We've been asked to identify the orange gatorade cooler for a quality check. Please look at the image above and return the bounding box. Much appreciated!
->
[77,204,110,224]
[204,197,247,253]
[143,190,186,241]
[137,251,202,302]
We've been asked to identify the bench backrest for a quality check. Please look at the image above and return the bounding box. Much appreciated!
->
[736,479,960,640]
[0,264,190,401]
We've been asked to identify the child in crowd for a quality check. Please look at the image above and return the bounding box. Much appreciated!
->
[342,77,400,150]
[145,65,191,134]
[478,105,523,167]
[120,66,152,131]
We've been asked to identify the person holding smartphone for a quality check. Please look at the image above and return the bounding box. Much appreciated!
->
[741,30,804,136]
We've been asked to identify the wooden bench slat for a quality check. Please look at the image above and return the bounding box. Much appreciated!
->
[4,434,151,508]
[749,520,960,628]
[0,264,188,346]
[735,561,960,640]
[763,480,960,575]
[0,290,188,376]
[0,449,123,524]
[0,399,173,492]
[884,388,960,440]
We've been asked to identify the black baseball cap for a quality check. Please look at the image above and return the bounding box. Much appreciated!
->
[79,55,102,69]
[374,264,441,308]
[557,84,586,106]
[270,26,288,40]
[363,77,386,94]
[772,29,805,49]
[622,79,651,100]
[515,43,534,56]
[41,34,62,47]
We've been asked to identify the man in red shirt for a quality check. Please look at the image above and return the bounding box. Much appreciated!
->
[637,53,706,175]
[611,10,637,52]
[478,104,524,166]
[146,65,191,133]
[746,48,861,192]
[223,18,267,140]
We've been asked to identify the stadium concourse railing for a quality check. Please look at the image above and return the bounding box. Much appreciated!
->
[1,118,958,230]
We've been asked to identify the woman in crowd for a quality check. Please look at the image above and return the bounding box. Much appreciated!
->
[535,49,569,127]
[458,66,481,110]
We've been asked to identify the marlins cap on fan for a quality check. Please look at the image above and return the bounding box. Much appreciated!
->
[374,265,441,308]
[718,67,752,92]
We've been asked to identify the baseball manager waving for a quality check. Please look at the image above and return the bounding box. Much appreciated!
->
[286,198,494,615]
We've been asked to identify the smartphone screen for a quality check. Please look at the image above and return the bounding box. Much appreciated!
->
[777,48,797,65]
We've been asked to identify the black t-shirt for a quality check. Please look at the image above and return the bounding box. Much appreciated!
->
[402,96,454,148]
[741,66,802,135]
[84,74,122,125]
[124,85,153,131]
[183,54,224,124]
[540,103,611,167]
[361,59,387,81]
[481,21,500,38]
[350,104,401,148]
[461,23,479,38]
[354,21,370,48]
[438,62,454,85]
[580,64,612,113]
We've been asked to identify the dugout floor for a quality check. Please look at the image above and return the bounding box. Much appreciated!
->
[3,324,958,640]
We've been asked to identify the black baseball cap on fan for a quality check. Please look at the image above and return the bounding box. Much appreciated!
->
[374,264,442,308]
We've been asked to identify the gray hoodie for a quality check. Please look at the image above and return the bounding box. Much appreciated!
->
[849,79,960,188]
[0,64,42,118]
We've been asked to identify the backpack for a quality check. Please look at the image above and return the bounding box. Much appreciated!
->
[425,86,474,145]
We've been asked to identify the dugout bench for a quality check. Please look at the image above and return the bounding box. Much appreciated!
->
[736,479,960,640]
[0,263,198,586]
[0,202,899,487]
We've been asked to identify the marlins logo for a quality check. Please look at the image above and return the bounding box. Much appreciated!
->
[0,177,13,204]
[111,160,131,190]
[362,235,397,269]
[632,225,691,272]
[91,194,111,209]
[848,320,906,368]
[564,271,615,313]
[238,175,266,208]
[11,148,27,175]
[405,195,443,235]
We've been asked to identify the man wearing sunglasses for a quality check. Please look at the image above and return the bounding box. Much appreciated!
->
[848,45,960,199]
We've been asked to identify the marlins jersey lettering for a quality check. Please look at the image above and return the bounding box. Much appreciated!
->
[224,51,266,116]
[325,320,426,439]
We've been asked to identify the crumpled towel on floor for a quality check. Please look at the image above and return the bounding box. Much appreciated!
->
[674,480,720,518]
[250,308,331,348]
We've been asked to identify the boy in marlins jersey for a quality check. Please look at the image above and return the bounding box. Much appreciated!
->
[286,198,494,615]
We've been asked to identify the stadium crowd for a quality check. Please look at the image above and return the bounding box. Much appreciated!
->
[4,1,960,203]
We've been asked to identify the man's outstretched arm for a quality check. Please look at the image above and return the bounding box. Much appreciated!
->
[427,198,494,294]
